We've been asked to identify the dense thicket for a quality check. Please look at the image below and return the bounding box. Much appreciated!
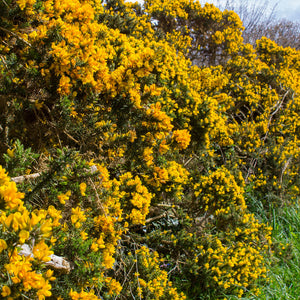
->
[0,0,300,299]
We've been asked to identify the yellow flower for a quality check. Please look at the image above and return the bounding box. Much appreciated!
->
[19,229,30,244]
[16,0,27,10]
[7,148,15,158]
[32,240,53,262]
[91,242,99,252]
[1,286,11,297]
[0,239,8,253]
[69,289,99,300]
[46,269,56,281]
[71,207,87,225]
[172,129,191,149]
[79,182,87,196]
[57,190,71,205]
[80,231,88,240]
[40,219,53,237]
[36,278,52,298]
[34,100,43,110]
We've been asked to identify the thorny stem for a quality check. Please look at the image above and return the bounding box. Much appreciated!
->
[0,26,31,47]
[134,243,142,300]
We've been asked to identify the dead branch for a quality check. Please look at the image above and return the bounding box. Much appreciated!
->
[11,172,41,183]
[0,55,8,69]
[19,243,72,273]
[63,130,80,144]
[145,212,167,224]
[1,0,9,7]
[280,156,292,184]
[11,165,99,183]
[0,26,31,47]
[88,177,106,215]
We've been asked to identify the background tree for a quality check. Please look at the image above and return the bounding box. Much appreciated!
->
[205,0,300,49]
[211,0,277,41]
[251,19,300,49]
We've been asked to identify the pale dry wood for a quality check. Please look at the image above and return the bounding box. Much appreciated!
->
[145,212,167,224]
[19,243,72,273]
[11,172,41,183]
[11,165,99,183]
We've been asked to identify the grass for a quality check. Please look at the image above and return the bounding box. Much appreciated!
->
[259,202,300,300]
[225,194,300,300]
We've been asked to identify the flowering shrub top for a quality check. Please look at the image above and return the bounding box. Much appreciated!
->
[0,0,299,299]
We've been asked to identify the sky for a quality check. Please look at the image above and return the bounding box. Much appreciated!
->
[275,0,300,21]
[201,0,300,22]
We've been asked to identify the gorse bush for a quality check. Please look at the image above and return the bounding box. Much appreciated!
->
[0,0,299,299]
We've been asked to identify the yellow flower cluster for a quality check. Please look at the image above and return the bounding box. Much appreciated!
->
[172,129,191,149]
[145,102,174,133]
[222,38,300,203]
[0,164,125,298]
[145,0,243,65]
[0,166,60,299]
[132,246,186,299]
[16,0,35,13]
[69,288,99,300]
[197,214,271,294]
[104,277,122,296]
[71,206,87,229]
[187,165,272,296]
[57,190,71,205]
[194,167,246,212]
[119,172,152,225]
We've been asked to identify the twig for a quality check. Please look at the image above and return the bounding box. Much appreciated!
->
[88,177,107,215]
[246,89,290,182]
[183,156,194,166]
[168,261,179,275]
[217,143,226,164]
[1,0,9,7]
[280,156,292,184]
[262,89,290,142]
[0,26,31,47]
[194,212,211,229]
[156,203,179,209]
[145,212,167,224]
[115,259,136,300]
[63,130,80,144]
[0,55,8,69]
[245,157,258,182]
[43,106,64,153]
[133,243,142,300]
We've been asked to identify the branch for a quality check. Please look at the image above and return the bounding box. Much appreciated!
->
[11,172,41,183]
[280,156,292,184]
[88,177,106,215]
[19,243,72,273]
[63,130,80,144]
[11,165,99,183]
[145,212,167,224]
[0,26,31,47]
[0,55,8,69]
[1,0,9,8]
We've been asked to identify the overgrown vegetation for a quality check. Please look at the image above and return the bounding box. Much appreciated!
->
[0,0,299,299]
